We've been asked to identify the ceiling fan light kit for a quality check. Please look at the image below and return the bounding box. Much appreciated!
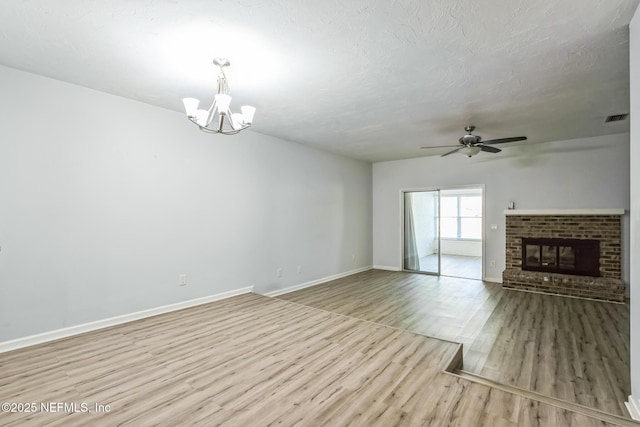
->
[458,146,481,157]
[182,58,256,135]
[421,125,527,158]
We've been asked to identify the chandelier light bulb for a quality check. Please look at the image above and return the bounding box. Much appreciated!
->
[182,98,199,118]
[195,109,209,126]
[231,113,245,129]
[241,106,256,124]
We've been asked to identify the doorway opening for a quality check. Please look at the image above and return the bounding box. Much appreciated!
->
[403,186,483,280]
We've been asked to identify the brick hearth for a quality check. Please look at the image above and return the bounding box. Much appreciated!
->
[503,211,625,302]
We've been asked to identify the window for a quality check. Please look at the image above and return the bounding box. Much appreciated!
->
[440,195,482,240]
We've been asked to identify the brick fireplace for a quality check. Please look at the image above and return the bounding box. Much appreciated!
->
[502,209,625,302]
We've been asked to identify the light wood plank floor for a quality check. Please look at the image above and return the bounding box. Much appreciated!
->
[278,269,631,418]
[419,254,482,280]
[0,293,624,426]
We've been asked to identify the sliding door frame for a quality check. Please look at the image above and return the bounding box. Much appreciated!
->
[400,184,486,279]
[402,189,441,275]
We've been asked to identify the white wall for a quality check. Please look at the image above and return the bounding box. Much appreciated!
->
[629,3,640,418]
[0,65,373,342]
[373,134,630,283]
[441,240,482,257]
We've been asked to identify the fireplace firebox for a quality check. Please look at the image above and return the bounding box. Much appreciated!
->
[521,238,600,277]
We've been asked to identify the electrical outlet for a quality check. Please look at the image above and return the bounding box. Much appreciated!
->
[351,253,356,261]
[297,265,301,274]
[179,274,187,286]
[276,268,282,278]
[490,260,496,268]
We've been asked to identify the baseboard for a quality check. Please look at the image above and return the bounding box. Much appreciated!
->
[0,286,254,354]
[262,266,373,297]
[483,276,503,284]
[372,265,402,271]
[626,395,640,420]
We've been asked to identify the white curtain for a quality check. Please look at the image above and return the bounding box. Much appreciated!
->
[404,193,420,270]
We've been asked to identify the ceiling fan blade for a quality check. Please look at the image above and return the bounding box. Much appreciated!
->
[481,136,527,145]
[441,147,463,157]
[420,145,460,149]
[479,145,501,154]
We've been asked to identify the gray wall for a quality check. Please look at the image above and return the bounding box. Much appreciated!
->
[0,65,373,342]
[629,3,640,414]
[372,133,630,284]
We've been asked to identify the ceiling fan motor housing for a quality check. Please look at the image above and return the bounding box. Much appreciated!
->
[460,134,480,145]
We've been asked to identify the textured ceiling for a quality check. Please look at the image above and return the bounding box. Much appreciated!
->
[0,0,638,162]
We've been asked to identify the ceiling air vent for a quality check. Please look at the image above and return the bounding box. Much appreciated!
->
[605,114,629,123]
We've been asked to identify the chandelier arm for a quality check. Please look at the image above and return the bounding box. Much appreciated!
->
[205,99,217,127]
[199,124,232,134]
[188,116,215,133]
[195,123,247,135]
[188,116,249,135]
[216,126,241,135]
[228,111,247,132]
[217,71,229,94]
[200,127,220,134]
[228,115,238,131]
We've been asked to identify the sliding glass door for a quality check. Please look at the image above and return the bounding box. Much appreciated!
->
[403,190,440,274]
[404,187,484,279]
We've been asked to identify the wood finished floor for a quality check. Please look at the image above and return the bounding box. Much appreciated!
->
[0,292,625,426]
[418,254,482,280]
[278,269,631,419]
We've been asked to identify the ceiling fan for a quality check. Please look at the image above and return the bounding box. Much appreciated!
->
[421,126,527,157]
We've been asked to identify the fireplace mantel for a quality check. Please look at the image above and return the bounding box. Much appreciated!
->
[504,209,625,216]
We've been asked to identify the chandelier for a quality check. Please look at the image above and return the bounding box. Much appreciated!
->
[182,58,256,135]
